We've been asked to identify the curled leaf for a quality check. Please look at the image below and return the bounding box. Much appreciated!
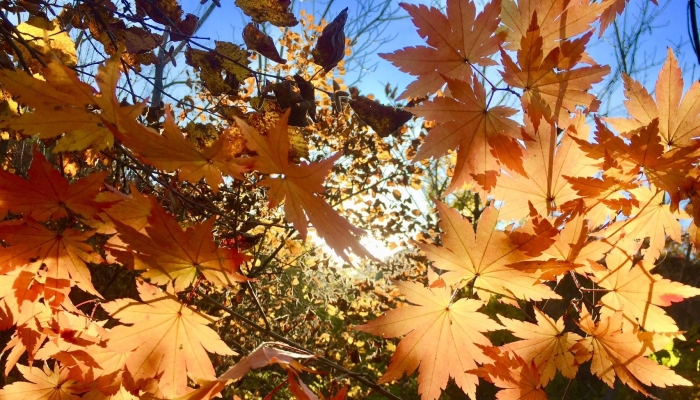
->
[243,23,286,64]
[293,74,316,121]
[349,95,412,137]
[311,7,348,71]
[268,80,313,127]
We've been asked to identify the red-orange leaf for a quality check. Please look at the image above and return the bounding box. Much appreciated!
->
[501,22,609,126]
[492,116,597,220]
[409,76,523,193]
[470,346,547,400]
[0,151,107,221]
[0,220,102,300]
[109,202,248,292]
[592,247,700,333]
[116,106,251,193]
[605,48,700,149]
[500,308,582,384]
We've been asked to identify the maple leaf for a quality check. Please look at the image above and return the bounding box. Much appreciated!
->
[492,115,597,221]
[234,111,372,261]
[564,153,639,228]
[572,308,692,396]
[509,211,611,279]
[109,201,248,292]
[0,220,102,300]
[0,363,88,399]
[381,0,502,99]
[92,183,153,235]
[115,106,251,193]
[470,346,547,400]
[418,201,560,301]
[571,119,698,206]
[355,280,502,400]
[101,280,235,398]
[499,308,582,384]
[0,267,45,331]
[34,312,107,381]
[605,48,700,149]
[0,56,142,151]
[592,247,700,333]
[501,21,609,126]
[0,150,107,221]
[499,0,613,53]
[408,76,524,193]
[596,186,682,262]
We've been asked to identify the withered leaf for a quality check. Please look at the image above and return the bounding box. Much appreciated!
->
[293,74,316,121]
[243,23,286,64]
[185,42,251,96]
[136,0,183,27]
[172,13,198,41]
[235,0,298,27]
[312,7,348,72]
[350,95,412,137]
[268,80,312,127]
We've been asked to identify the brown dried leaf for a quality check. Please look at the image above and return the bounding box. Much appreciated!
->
[311,8,348,71]
[243,23,286,64]
[350,96,412,137]
[235,0,298,27]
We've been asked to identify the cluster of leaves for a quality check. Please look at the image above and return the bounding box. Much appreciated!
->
[0,0,698,399]
[354,0,700,399]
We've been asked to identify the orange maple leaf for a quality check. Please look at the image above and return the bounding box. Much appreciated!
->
[470,346,547,400]
[571,119,698,207]
[0,267,45,330]
[501,20,609,126]
[499,308,582,384]
[572,307,692,396]
[605,48,700,149]
[596,186,683,262]
[101,280,235,398]
[509,211,611,279]
[381,0,502,99]
[0,220,103,301]
[92,183,153,235]
[162,343,315,400]
[564,153,639,228]
[0,150,107,221]
[409,76,523,193]
[499,0,613,53]
[234,111,372,261]
[115,106,251,193]
[355,280,502,400]
[592,246,700,333]
[492,115,597,221]
[0,56,142,151]
[419,201,559,301]
[0,363,88,399]
[109,202,248,292]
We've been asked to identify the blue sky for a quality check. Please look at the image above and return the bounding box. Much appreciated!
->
[185,0,696,113]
